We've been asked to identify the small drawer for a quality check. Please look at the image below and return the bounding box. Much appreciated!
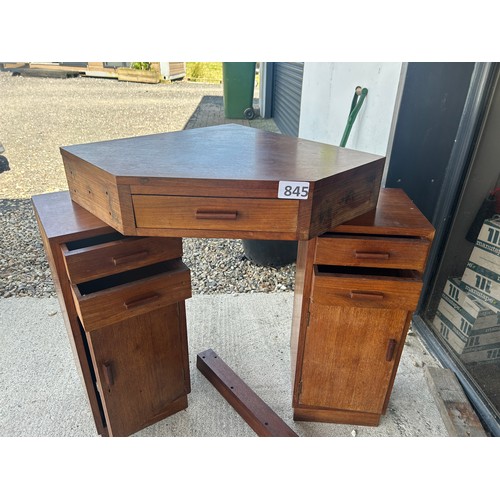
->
[315,234,430,271]
[312,265,423,310]
[132,195,299,235]
[72,260,191,331]
[61,233,183,284]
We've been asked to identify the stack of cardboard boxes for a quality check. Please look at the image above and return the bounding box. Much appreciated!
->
[433,217,500,364]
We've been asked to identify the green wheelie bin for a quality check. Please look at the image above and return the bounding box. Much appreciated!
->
[222,62,256,119]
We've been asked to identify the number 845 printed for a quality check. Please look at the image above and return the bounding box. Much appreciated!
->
[278,181,310,200]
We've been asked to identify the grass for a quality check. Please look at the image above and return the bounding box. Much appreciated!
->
[186,62,223,83]
[185,62,259,86]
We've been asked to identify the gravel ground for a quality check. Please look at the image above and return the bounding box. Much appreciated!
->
[0,71,295,298]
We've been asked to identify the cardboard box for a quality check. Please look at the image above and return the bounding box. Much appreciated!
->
[443,277,500,329]
[460,341,500,365]
[468,217,499,277]
[432,218,500,363]
[434,278,500,356]
[476,217,500,250]
[433,314,468,354]
[460,263,500,313]
[433,306,500,354]
[468,244,500,273]
[459,218,500,312]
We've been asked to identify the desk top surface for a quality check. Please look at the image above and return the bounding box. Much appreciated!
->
[60,124,383,184]
[334,188,434,238]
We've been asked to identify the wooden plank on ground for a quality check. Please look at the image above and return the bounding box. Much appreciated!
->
[424,366,487,437]
[196,349,298,437]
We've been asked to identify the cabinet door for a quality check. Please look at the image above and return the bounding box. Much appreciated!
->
[88,303,189,436]
[298,302,408,414]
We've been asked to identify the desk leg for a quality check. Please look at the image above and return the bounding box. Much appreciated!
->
[197,349,298,437]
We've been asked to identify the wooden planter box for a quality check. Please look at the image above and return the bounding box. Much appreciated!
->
[117,67,161,84]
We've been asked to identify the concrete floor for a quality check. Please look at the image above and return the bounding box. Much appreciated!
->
[0,294,448,437]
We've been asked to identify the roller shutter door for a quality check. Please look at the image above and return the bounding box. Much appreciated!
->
[272,62,304,137]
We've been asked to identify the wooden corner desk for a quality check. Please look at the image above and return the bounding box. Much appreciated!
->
[33,124,433,435]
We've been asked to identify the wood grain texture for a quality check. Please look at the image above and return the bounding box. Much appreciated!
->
[299,303,408,414]
[307,157,384,239]
[291,188,435,426]
[132,194,299,237]
[32,193,112,435]
[72,262,191,332]
[290,239,318,406]
[130,177,283,198]
[293,406,381,426]
[334,188,435,239]
[424,366,487,437]
[131,226,301,241]
[381,312,414,414]
[61,124,384,182]
[32,191,110,243]
[311,268,423,310]
[32,191,192,436]
[62,152,137,235]
[315,234,430,272]
[89,305,189,437]
[61,124,385,240]
[197,349,298,437]
[61,236,183,284]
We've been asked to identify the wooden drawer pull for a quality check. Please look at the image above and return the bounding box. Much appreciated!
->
[350,291,384,301]
[124,294,160,310]
[103,363,114,386]
[386,339,397,361]
[112,250,149,266]
[354,251,390,260]
[195,209,238,220]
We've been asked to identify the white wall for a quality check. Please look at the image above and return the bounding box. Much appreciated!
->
[298,62,403,156]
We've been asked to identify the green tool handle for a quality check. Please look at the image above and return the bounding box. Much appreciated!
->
[340,87,368,147]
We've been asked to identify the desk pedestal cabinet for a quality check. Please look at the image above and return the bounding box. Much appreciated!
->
[291,189,434,426]
[33,191,192,436]
[33,188,433,435]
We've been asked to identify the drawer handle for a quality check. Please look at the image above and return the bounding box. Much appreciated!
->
[103,363,114,386]
[349,291,385,301]
[195,210,238,220]
[386,339,397,361]
[354,251,390,260]
[124,294,160,310]
[112,250,149,266]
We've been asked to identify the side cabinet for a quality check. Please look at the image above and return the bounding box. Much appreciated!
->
[291,188,435,426]
[32,191,192,436]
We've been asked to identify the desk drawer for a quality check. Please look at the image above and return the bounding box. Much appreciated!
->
[132,195,299,234]
[315,234,430,271]
[312,265,423,310]
[72,260,191,331]
[61,234,182,284]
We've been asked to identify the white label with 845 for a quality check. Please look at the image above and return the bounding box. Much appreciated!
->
[278,181,310,200]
